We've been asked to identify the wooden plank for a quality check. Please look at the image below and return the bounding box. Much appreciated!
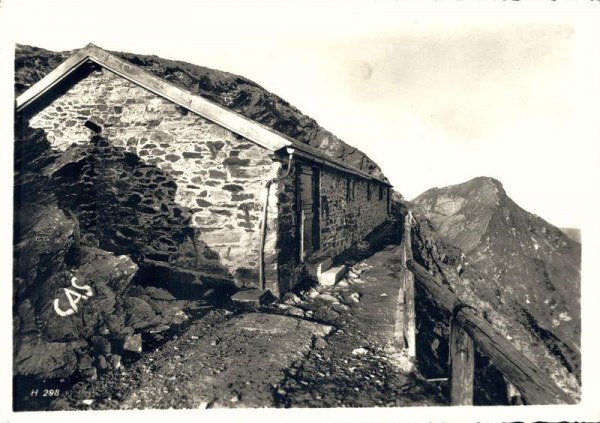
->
[299,209,305,263]
[449,323,475,405]
[403,264,416,357]
[406,259,462,311]
[15,48,90,111]
[406,258,576,405]
[403,215,416,357]
[393,288,405,350]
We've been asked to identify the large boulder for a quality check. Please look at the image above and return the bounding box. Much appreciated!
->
[13,205,79,301]
[15,339,86,379]
[38,248,138,342]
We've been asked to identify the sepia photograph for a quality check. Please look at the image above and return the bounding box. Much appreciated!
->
[1,1,599,422]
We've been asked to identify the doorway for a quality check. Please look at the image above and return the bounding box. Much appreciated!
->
[297,165,320,263]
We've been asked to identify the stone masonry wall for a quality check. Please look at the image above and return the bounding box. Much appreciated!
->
[319,170,389,258]
[29,68,278,288]
[275,161,389,290]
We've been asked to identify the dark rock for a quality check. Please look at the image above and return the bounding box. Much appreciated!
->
[97,355,108,371]
[282,292,301,305]
[232,193,254,201]
[196,199,213,207]
[223,157,250,166]
[314,337,328,349]
[90,336,112,355]
[14,205,78,296]
[140,286,176,301]
[206,141,225,157]
[223,184,243,192]
[109,354,121,369]
[79,368,98,380]
[183,152,203,159]
[286,306,305,318]
[209,170,227,179]
[15,339,83,379]
[123,297,158,331]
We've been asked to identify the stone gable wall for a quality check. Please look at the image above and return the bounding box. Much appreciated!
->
[29,68,278,288]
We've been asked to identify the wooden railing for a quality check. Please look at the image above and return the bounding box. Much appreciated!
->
[400,210,576,406]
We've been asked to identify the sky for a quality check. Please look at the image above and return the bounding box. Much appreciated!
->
[2,0,599,231]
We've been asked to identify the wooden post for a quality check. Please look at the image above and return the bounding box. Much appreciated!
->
[403,213,416,357]
[449,322,475,405]
[299,209,305,262]
[403,259,416,357]
[393,279,405,351]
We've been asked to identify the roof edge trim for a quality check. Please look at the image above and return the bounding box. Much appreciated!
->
[16,48,91,112]
[288,146,392,186]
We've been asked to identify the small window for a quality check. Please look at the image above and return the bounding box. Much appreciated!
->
[379,185,384,201]
[367,183,372,201]
[346,178,355,201]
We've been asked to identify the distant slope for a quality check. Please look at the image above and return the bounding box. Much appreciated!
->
[412,177,581,384]
[560,227,581,243]
[14,44,386,181]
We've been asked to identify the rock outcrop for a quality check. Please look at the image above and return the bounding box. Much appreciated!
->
[13,126,190,380]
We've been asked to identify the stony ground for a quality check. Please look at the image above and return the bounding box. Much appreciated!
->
[43,245,445,410]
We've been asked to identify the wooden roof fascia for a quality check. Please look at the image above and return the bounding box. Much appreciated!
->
[287,143,392,186]
[15,47,91,112]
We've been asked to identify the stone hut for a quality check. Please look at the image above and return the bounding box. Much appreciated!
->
[16,44,392,299]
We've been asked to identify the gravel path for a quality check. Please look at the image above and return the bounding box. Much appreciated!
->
[274,245,445,407]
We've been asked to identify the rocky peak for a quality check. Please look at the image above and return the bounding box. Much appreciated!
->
[412,177,508,254]
[412,177,581,385]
